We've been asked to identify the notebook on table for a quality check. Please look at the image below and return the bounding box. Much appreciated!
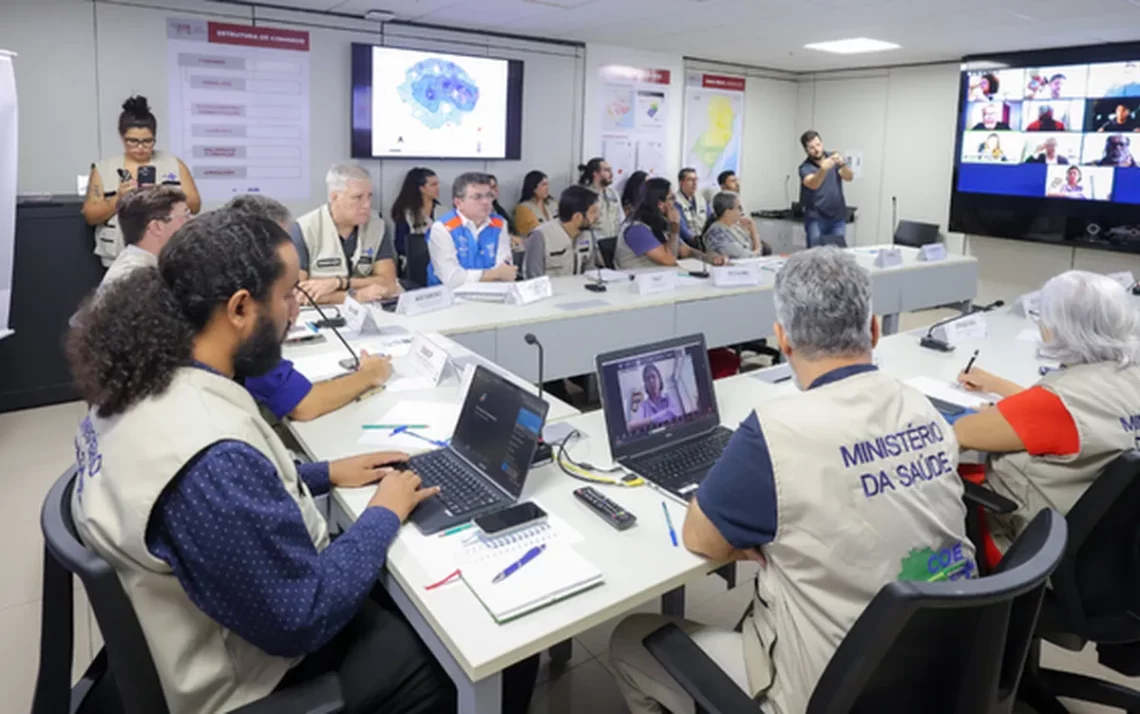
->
[460,545,603,623]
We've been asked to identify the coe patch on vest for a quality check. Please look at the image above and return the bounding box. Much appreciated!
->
[315,257,342,269]
[897,541,976,582]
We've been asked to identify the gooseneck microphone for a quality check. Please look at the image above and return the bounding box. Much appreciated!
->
[920,300,1006,352]
[295,284,360,370]
[524,332,545,399]
[585,229,607,293]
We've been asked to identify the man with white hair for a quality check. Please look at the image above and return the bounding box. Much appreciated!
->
[609,247,975,714]
[954,270,1140,565]
[292,163,400,304]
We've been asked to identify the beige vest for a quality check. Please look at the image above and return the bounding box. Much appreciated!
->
[534,221,577,277]
[984,361,1140,550]
[92,151,182,265]
[295,205,386,279]
[587,185,623,239]
[99,245,157,292]
[744,370,973,714]
[517,197,556,229]
[677,191,708,240]
[614,220,677,270]
[72,367,330,714]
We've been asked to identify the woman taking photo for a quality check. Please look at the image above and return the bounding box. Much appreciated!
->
[82,96,200,266]
[699,191,771,259]
[390,167,440,262]
[954,271,1140,566]
[514,170,557,236]
[613,177,725,270]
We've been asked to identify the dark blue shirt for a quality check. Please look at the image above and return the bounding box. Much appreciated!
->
[244,359,314,420]
[146,441,400,658]
[696,363,878,549]
[798,157,848,221]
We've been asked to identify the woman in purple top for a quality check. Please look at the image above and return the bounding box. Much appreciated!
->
[613,177,725,270]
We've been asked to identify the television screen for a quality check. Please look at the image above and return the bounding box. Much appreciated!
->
[350,44,523,160]
[951,44,1140,250]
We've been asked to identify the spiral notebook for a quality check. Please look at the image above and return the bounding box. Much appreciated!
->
[460,544,604,623]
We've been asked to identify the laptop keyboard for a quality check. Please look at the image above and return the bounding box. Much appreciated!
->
[627,428,734,486]
[409,450,502,516]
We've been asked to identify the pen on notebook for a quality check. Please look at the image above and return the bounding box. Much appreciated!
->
[362,424,428,430]
[492,544,546,583]
[662,501,678,547]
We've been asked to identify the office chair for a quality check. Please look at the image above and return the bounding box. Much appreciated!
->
[597,237,617,270]
[641,509,1067,714]
[970,451,1140,713]
[405,232,430,289]
[32,467,344,714]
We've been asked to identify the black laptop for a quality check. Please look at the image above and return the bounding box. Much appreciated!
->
[596,334,733,500]
[409,365,549,534]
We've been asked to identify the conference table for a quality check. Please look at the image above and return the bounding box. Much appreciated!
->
[354,246,979,383]
[282,251,997,714]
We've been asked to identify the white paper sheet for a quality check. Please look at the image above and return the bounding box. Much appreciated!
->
[1016,327,1041,343]
[356,401,460,449]
[905,376,1000,409]
[583,268,633,283]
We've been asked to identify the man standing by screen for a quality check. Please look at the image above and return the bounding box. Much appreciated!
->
[798,130,853,248]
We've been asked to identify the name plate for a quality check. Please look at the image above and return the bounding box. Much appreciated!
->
[409,335,449,386]
[508,276,554,305]
[341,294,369,333]
[874,247,904,268]
[918,243,947,262]
[1011,290,1041,318]
[711,264,762,287]
[1108,271,1136,290]
[635,270,677,296]
[936,313,988,346]
[396,286,454,316]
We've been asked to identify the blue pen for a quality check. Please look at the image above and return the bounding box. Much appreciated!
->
[492,544,546,584]
[391,426,448,448]
[662,501,678,547]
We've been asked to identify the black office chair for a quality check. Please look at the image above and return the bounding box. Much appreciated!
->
[405,232,430,289]
[641,509,1067,714]
[32,467,344,714]
[597,237,617,270]
[971,451,1140,714]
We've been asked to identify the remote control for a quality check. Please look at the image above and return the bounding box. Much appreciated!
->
[573,487,637,531]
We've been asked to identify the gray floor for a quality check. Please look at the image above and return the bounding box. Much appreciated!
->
[2,309,1136,712]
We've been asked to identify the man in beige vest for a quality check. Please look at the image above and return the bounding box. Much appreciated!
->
[97,185,190,291]
[67,210,453,714]
[609,247,975,714]
[676,167,708,247]
[521,185,599,278]
[578,156,624,244]
[292,163,401,305]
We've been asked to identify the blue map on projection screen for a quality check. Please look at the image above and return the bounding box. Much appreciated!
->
[397,58,481,129]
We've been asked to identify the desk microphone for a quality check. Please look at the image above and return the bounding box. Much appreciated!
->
[524,332,545,399]
[295,284,360,370]
[585,229,607,293]
[920,300,1005,352]
[688,223,711,279]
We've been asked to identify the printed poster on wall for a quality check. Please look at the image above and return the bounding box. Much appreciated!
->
[598,65,671,187]
[167,18,311,201]
[682,73,745,191]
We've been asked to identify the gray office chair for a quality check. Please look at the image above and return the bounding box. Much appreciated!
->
[641,508,1067,714]
[32,467,344,714]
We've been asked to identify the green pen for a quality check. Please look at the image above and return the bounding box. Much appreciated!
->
[361,424,429,430]
[439,523,474,538]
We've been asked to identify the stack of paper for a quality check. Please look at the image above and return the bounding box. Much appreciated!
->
[291,351,353,383]
[461,545,603,623]
[453,283,513,303]
[357,401,460,449]
[583,268,633,283]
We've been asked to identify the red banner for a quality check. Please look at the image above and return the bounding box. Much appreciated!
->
[208,22,310,52]
[701,74,745,92]
[601,65,672,85]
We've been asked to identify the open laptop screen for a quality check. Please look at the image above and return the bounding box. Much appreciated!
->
[597,335,720,456]
[450,365,549,499]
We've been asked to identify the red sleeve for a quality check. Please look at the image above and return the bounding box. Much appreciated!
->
[995,386,1080,456]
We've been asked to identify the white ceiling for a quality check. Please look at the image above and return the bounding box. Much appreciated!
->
[229,0,1140,71]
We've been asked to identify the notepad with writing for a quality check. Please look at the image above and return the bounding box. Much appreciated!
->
[460,545,603,623]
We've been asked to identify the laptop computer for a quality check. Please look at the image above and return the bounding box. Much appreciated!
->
[893,220,941,248]
[596,334,733,501]
[408,365,550,535]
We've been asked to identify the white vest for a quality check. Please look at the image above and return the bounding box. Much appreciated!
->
[92,151,182,266]
[587,185,623,239]
[533,221,577,277]
[72,367,330,714]
[295,205,387,279]
[614,220,676,271]
[677,191,708,240]
[743,369,973,713]
[985,361,1140,550]
[98,245,157,292]
[517,197,556,229]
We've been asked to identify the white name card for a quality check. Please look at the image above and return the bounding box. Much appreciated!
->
[874,247,904,269]
[635,270,677,296]
[341,294,369,333]
[409,335,449,386]
[508,276,554,305]
[396,286,454,317]
[936,313,988,346]
[1011,290,1041,318]
[1108,271,1136,290]
[711,264,762,287]
[918,243,947,262]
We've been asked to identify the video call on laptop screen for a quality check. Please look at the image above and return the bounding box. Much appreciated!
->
[451,367,548,498]
[599,339,717,451]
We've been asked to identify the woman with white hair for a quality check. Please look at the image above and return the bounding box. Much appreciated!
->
[954,270,1140,562]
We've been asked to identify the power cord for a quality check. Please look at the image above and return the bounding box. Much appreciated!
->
[555,429,644,487]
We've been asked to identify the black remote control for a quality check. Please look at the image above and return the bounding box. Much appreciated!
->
[573,487,637,531]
